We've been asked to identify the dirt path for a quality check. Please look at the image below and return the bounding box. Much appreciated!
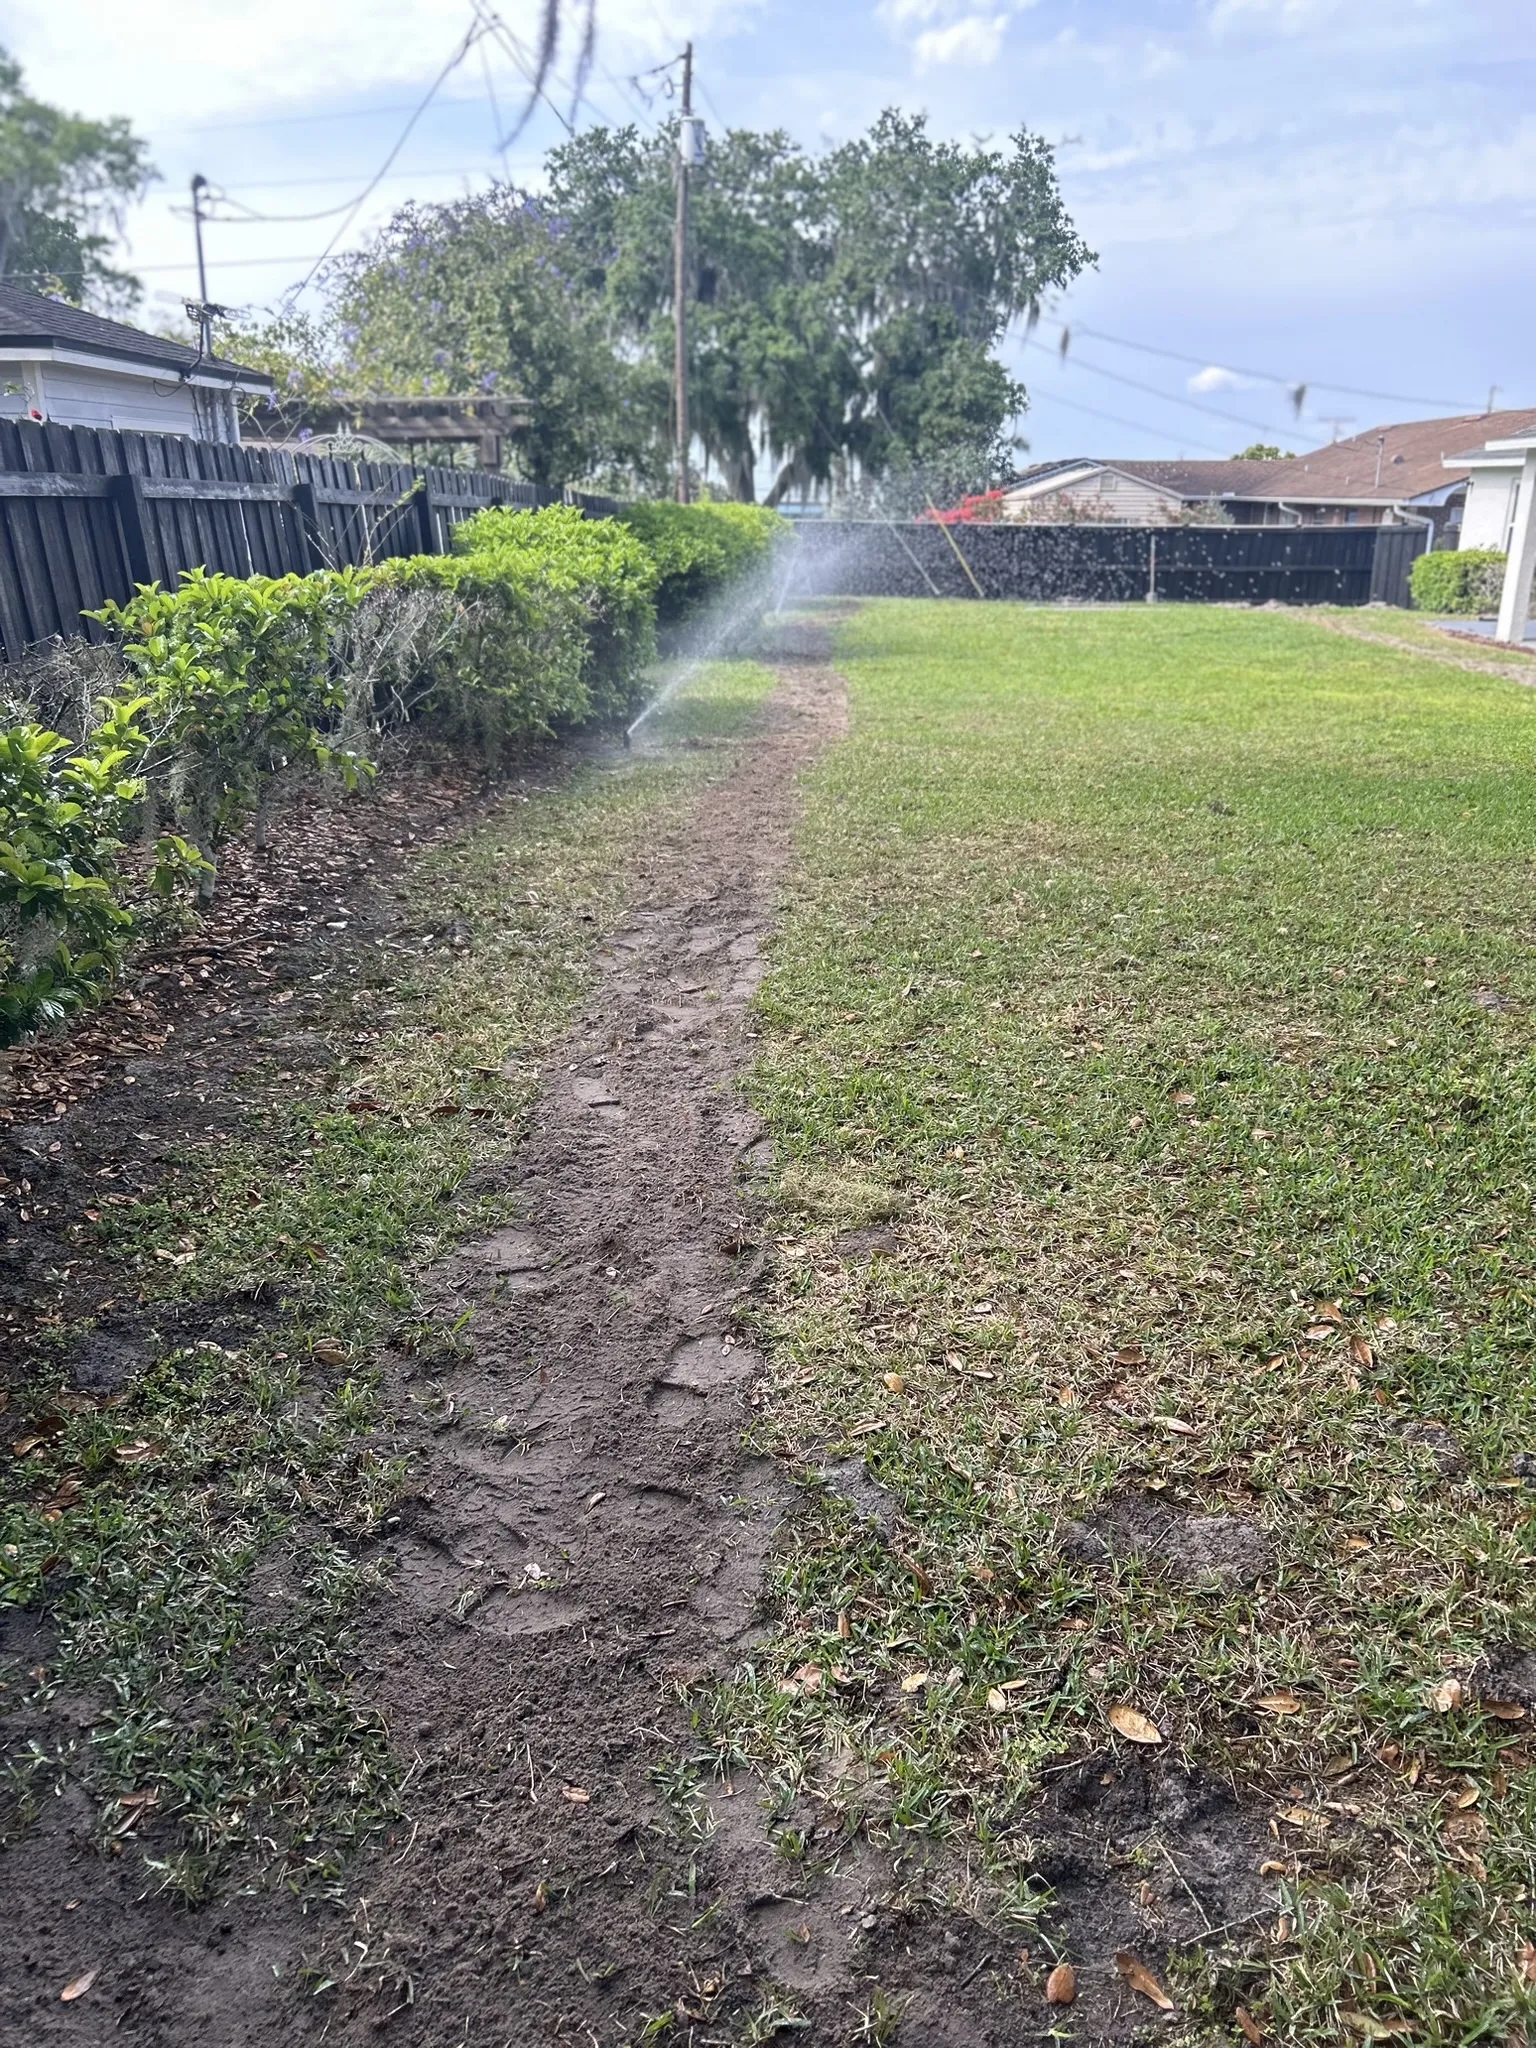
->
[8,648,1089,2048]
[271,658,845,2046]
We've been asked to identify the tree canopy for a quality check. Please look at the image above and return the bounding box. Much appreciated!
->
[0,48,154,313]
[232,108,1093,501]
[547,110,1094,501]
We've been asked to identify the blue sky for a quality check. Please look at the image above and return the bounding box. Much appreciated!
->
[8,0,1533,461]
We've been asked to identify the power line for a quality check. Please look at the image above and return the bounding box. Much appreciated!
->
[1024,385,1236,457]
[1072,323,1482,414]
[1025,337,1323,443]
[284,20,486,299]
[171,94,498,137]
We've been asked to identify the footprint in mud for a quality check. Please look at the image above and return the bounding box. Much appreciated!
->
[571,1075,625,1119]
[647,1334,762,1428]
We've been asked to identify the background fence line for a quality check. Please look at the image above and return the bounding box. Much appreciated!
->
[786,519,1427,609]
[0,418,620,664]
[0,417,1433,666]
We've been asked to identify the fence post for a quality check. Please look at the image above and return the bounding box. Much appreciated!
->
[289,480,325,572]
[109,472,154,588]
[1146,530,1158,604]
[415,476,437,556]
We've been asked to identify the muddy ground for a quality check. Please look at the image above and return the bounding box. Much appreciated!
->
[2,646,1271,2047]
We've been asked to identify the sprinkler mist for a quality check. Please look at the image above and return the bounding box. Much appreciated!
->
[622,553,799,748]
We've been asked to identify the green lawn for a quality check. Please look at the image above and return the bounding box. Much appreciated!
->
[724,602,1536,2044]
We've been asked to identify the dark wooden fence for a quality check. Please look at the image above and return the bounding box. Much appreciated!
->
[0,418,619,664]
[788,519,1427,608]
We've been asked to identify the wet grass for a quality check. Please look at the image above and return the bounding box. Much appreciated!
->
[0,662,776,1905]
[720,601,1536,2044]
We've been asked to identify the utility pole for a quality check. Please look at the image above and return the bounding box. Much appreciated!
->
[190,175,213,359]
[673,42,696,504]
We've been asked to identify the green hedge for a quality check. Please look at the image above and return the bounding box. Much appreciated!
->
[0,499,783,1046]
[1410,548,1506,615]
[450,503,657,718]
[618,501,787,626]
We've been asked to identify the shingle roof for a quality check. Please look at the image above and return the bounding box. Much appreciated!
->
[1008,457,1290,500]
[0,283,270,388]
[1245,409,1536,504]
[1103,458,1287,499]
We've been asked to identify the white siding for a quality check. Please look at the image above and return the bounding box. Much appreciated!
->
[1460,467,1519,551]
[1003,465,1186,523]
[36,360,202,435]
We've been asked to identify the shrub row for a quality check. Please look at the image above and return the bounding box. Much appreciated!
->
[1410,547,1507,615]
[0,501,787,1045]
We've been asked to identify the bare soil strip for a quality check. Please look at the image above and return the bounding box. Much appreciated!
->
[1297,607,1536,681]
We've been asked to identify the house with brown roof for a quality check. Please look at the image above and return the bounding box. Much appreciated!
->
[1002,457,1281,523]
[1227,410,1536,539]
[1006,411,1536,542]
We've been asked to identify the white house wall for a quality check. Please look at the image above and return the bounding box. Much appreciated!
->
[1003,469,1185,523]
[1460,469,1519,551]
[0,359,241,442]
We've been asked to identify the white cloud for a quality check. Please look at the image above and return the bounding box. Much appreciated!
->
[6,0,745,125]
[914,13,1009,68]
[1189,365,1257,392]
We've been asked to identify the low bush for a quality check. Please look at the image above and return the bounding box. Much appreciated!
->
[1410,548,1506,615]
[0,720,138,1042]
[618,501,787,627]
[90,567,372,872]
[451,503,657,718]
[1,497,786,1046]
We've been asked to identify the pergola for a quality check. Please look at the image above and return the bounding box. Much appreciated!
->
[1490,433,1536,644]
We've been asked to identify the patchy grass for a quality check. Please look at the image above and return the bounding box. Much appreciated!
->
[0,662,775,1904]
[718,602,1536,2044]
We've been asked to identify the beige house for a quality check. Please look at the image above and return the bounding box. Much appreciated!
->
[1001,458,1279,523]
[1007,412,1536,543]
[0,283,271,443]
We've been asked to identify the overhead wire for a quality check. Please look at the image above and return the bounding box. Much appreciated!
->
[1070,323,1482,414]
[1021,385,1236,457]
[1024,335,1325,444]
[281,19,487,295]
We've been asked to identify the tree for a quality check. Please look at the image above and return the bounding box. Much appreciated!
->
[546,109,1094,502]
[1233,443,1294,460]
[0,49,153,313]
[323,190,651,491]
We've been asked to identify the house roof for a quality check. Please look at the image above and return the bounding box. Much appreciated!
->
[0,283,271,390]
[1007,457,1290,500]
[1246,409,1536,504]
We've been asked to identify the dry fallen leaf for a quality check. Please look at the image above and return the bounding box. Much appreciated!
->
[791,1663,823,1696]
[1275,1805,1329,1829]
[1348,1334,1375,1367]
[900,1671,931,1695]
[1235,2007,1264,2045]
[882,1373,906,1393]
[312,1339,349,1366]
[1115,1952,1174,2010]
[1107,1703,1163,1746]
[1518,1940,1536,1985]
[1256,1691,1303,1715]
[1312,1300,1345,1325]
[1304,1323,1338,1342]
[60,1970,98,2003]
[986,1687,1007,1714]
[1484,1700,1527,1722]
[1045,1962,1076,2005]
[1430,1678,1464,1713]
[531,1877,548,1913]
[1113,1343,1147,1367]
[560,1784,590,1804]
